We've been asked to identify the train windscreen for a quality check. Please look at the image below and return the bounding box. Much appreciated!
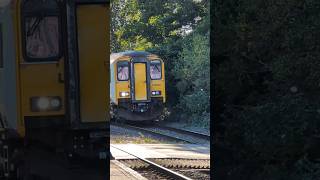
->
[25,16,60,60]
[117,61,129,81]
[150,60,162,80]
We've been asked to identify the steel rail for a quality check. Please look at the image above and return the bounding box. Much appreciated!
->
[154,124,210,140]
[110,145,193,180]
[111,123,193,143]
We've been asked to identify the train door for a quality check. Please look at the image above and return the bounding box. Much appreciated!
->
[76,4,109,123]
[19,1,65,122]
[133,63,148,101]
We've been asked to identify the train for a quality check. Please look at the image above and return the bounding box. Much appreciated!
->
[0,0,109,178]
[110,51,166,122]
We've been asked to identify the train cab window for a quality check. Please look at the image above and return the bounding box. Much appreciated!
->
[150,60,162,80]
[117,61,129,81]
[22,0,61,61]
[25,16,60,60]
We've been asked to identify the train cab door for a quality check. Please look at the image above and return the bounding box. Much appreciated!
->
[131,58,150,102]
[19,0,66,125]
[133,63,148,101]
[73,3,109,124]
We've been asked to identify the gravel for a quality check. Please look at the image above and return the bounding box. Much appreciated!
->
[143,127,210,144]
[121,158,211,180]
[175,169,210,180]
[110,125,178,144]
[135,167,173,180]
[121,159,211,180]
[163,122,210,136]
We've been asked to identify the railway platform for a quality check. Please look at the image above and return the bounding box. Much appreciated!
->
[110,160,147,180]
[110,144,210,159]
[110,144,210,179]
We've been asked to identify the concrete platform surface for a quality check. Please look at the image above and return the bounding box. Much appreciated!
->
[111,144,210,160]
[110,160,147,180]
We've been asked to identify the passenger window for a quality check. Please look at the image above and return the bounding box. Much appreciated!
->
[117,61,129,81]
[150,60,162,80]
[25,16,60,60]
[0,24,2,68]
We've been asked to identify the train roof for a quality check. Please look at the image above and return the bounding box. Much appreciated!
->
[116,51,151,56]
[110,51,159,64]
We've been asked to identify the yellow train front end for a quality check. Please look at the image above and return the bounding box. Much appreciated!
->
[110,51,166,122]
[0,0,109,178]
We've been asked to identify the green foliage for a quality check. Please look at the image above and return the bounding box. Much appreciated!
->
[293,158,320,180]
[111,0,210,127]
[173,32,210,126]
[111,0,209,52]
[214,0,320,179]
[111,0,210,128]
[221,95,320,180]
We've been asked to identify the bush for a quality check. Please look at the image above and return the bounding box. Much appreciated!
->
[172,31,210,127]
[222,95,320,180]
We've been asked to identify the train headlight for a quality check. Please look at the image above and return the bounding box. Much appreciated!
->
[152,91,161,96]
[37,98,50,110]
[50,98,61,108]
[119,92,129,97]
[31,96,62,112]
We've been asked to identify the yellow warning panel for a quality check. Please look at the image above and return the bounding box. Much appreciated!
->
[77,4,109,123]
[134,63,147,101]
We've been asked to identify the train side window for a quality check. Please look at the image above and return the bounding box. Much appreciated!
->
[24,16,60,60]
[117,61,129,81]
[150,60,162,80]
[0,24,2,68]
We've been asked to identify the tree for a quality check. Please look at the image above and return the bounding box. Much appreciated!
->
[214,0,320,179]
[111,0,210,127]
[173,28,210,126]
[111,0,208,51]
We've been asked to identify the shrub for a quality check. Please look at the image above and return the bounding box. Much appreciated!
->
[172,31,210,127]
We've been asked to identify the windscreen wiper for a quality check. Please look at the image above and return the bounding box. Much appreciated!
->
[27,16,44,37]
[154,64,160,72]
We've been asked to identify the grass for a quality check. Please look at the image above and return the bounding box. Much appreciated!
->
[110,134,165,144]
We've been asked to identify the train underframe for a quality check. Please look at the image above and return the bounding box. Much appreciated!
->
[0,117,108,179]
[111,98,165,122]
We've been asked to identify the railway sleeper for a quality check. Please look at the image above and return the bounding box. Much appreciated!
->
[120,158,210,170]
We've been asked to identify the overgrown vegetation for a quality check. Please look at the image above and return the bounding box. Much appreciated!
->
[111,0,210,128]
[214,0,320,179]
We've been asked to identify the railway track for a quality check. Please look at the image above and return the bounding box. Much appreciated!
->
[154,124,210,141]
[111,122,193,143]
[111,122,210,144]
[111,145,193,180]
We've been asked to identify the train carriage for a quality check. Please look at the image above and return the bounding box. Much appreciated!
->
[110,51,166,122]
[0,0,109,178]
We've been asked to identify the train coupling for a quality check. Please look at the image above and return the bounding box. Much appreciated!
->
[132,103,149,113]
[71,130,108,160]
